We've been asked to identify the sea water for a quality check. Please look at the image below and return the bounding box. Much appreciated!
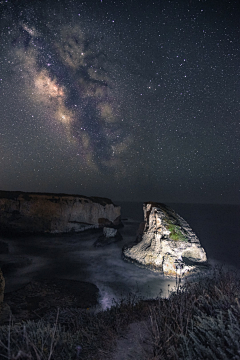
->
[0,202,239,311]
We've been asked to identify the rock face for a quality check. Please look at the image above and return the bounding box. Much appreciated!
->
[122,202,207,276]
[0,190,121,234]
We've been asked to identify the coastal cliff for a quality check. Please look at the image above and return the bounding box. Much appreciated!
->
[122,202,207,276]
[0,190,121,234]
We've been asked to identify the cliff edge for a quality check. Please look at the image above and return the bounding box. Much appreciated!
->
[122,202,207,276]
[0,190,121,235]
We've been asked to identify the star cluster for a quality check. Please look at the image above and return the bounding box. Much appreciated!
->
[0,0,239,203]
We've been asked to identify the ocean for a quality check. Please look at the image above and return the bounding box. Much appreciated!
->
[0,202,239,311]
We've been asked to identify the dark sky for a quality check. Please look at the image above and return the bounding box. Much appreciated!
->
[0,0,239,204]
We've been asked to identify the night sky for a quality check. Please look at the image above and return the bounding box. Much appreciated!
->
[0,0,239,204]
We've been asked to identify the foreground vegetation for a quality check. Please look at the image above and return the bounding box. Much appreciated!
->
[0,266,240,359]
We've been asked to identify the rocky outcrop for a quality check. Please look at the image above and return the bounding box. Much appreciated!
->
[122,202,207,276]
[103,227,118,238]
[94,227,122,247]
[0,190,121,234]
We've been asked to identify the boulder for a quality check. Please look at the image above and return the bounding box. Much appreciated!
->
[122,202,207,276]
[94,227,122,247]
[0,190,121,234]
[103,227,118,238]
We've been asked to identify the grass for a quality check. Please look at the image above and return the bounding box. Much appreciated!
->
[0,266,240,359]
[142,266,240,359]
[166,223,189,242]
[0,292,149,360]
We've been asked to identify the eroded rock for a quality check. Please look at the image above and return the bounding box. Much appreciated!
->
[0,190,121,234]
[94,227,122,247]
[122,202,207,276]
[103,227,118,238]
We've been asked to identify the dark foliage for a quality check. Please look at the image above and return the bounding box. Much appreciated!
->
[0,266,240,359]
[144,266,240,359]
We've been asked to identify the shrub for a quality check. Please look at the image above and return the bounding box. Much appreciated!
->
[143,266,240,359]
[1,266,240,359]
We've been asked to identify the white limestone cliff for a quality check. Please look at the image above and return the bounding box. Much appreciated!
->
[0,190,121,234]
[123,202,207,276]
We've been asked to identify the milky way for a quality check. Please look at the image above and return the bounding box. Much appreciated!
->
[7,12,127,172]
[0,0,239,203]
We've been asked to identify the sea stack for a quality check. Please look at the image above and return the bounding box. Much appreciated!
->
[0,190,121,235]
[122,202,207,276]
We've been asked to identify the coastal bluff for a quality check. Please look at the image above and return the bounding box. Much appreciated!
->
[123,202,207,276]
[0,190,121,235]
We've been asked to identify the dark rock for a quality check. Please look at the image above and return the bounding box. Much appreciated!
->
[94,231,123,247]
[103,227,118,238]
[4,278,99,322]
[0,267,11,324]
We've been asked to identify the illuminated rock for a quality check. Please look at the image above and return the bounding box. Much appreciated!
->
[0,190,121,234]
[122,202,207,276]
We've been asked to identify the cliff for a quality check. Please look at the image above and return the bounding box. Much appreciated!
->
[0,190,121,235]
[122,202,207,276]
